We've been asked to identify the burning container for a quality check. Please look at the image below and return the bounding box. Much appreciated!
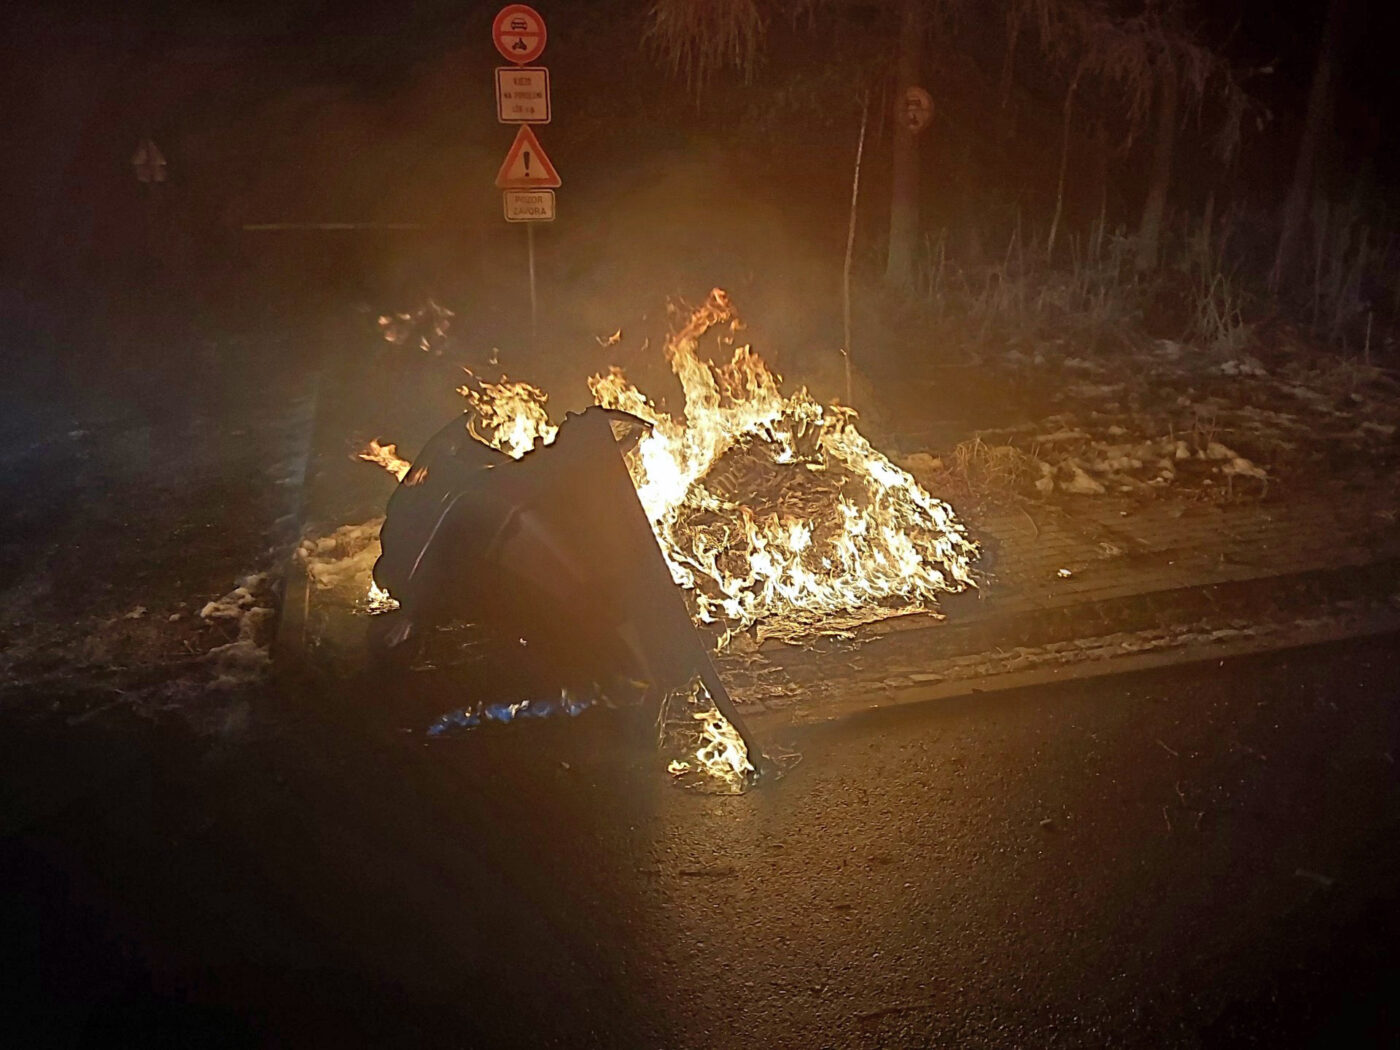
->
[370,403,768,770]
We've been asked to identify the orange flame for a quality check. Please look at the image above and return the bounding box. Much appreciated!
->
[358,439,411,481]
[457,371,559,459]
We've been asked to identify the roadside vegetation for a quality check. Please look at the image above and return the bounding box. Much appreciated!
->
[644,0,1390,365]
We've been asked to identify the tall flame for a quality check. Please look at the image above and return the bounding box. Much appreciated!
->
[590,289,978,642]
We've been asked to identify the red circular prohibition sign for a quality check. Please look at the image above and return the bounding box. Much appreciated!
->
[493,5,547,65]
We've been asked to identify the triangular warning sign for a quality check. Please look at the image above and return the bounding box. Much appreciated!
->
[495,125,561,189]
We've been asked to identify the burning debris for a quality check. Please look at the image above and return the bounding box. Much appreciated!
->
[364,580,400,614]
[588,289,979,644]
[660,678,757,793]
[369,400,771,783]
[363,288,980,647]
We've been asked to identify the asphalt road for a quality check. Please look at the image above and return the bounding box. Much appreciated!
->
[3,633,1399,1048]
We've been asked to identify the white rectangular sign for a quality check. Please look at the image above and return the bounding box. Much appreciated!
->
[495,66,550,124]
[503,189,555,222]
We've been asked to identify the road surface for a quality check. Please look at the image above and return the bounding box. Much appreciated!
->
[2,634,1398,1047]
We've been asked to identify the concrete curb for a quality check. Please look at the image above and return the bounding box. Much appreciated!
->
[746,603,1400,733]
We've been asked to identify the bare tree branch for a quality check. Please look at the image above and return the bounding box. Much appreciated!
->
[643,0,768,91]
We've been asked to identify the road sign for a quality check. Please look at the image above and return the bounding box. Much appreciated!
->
[495,125,561,189]
[504,189,555,222]
[495,66,550,124]
[493,5,546,65]
[902,86,934,134]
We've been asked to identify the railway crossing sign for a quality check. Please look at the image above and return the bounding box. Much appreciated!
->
[503,189,555,222]
[493,4,546,65]
[495,124,561,189]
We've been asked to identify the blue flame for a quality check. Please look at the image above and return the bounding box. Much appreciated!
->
[427,690,594,737]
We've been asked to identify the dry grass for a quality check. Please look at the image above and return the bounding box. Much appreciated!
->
[932,437,1041,501]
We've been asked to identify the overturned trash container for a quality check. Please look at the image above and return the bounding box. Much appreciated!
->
[371,405,768,774]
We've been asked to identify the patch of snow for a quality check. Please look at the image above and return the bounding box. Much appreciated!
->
[1216,356,1267,377]
[200,574,268,621]
[898,451,943,475]
[1222,457,1268,481]
[1059,463,1106,495]
[1034,428,1091,444]
[297,518,384,593]
[1064,382,1124,400]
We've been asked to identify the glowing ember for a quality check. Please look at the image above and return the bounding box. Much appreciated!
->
[358,439,411,481]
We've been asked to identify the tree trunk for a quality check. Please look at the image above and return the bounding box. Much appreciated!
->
[1270,0,1348,293]
[1135,54,1179,273]
[884,0,923,291]
[1046,67,1082,262]
[999,10,1020,111]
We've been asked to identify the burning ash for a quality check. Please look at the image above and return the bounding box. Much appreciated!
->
[358,439,411,481]
[361,288,979,645]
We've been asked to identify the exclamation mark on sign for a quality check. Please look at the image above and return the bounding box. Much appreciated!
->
[523,151,532,177]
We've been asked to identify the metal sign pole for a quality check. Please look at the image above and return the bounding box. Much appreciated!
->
[527,221,538,349]
[492,6,553,353]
